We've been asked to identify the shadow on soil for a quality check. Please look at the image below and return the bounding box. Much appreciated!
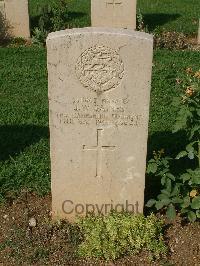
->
[0,125,49,161]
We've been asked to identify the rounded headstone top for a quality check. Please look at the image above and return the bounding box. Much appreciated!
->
[47,27,153,43]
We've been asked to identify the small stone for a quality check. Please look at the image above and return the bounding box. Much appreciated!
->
[26,228,31,237]
[3,215,8,219]
[49,211,53,217]
[28,217,37,227]
[170,247,174,253]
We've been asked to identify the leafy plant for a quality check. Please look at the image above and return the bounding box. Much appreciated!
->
[9,37,28,47]
[147,68,200,222]
[32,0,70,45]
[32,27,48,46]
[137,9,148,32]
[77,212,167,261]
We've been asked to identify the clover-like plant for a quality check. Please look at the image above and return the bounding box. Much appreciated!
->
[77,212,167,261]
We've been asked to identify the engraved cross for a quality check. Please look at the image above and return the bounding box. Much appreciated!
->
[106,0,122,8]
[106,0,122,22]
[83,129,116,178]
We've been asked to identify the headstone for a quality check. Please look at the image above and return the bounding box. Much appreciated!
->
[0,1,5,17]
[47,28,153,221]
[91,0,137,30]
[4,0,30,39]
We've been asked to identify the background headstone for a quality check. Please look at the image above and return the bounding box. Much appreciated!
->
[91,0,137,29]
[47,28,153,221]
[4,0,30,39]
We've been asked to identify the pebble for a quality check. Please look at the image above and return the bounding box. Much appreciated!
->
[3,215,8,219]
[26,228,31,237]
[28,217,37,227]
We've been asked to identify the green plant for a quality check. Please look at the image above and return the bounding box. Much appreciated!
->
[147,68,200,222]
[32,27,48,46]
[32,0,70,45]
[137,9,148,32]
[9,37,28,47]
[76,212,167,261]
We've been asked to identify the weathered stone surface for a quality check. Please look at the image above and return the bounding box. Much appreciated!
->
[0,1,5,17]
[91,0,137,29]
[47,28,153,221]
[4,0,30,39]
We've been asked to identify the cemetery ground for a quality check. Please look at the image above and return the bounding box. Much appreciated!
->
[0,0,200,265]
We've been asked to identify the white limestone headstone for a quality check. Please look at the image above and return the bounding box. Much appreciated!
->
[91,0,137,30]
[4,0,30,39]
[47,28,153,221]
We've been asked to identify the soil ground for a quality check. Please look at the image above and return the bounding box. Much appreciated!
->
[0,194,199,266]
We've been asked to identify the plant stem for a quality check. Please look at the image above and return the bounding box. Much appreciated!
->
[198,140,200,168]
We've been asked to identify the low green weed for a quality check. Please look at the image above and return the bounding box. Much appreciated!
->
[77,212,167,261]
[137,9,148,32]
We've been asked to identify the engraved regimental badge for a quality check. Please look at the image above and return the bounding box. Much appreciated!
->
[76,45,124,93]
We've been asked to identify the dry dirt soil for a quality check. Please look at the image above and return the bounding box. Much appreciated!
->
[0,193,200,266]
